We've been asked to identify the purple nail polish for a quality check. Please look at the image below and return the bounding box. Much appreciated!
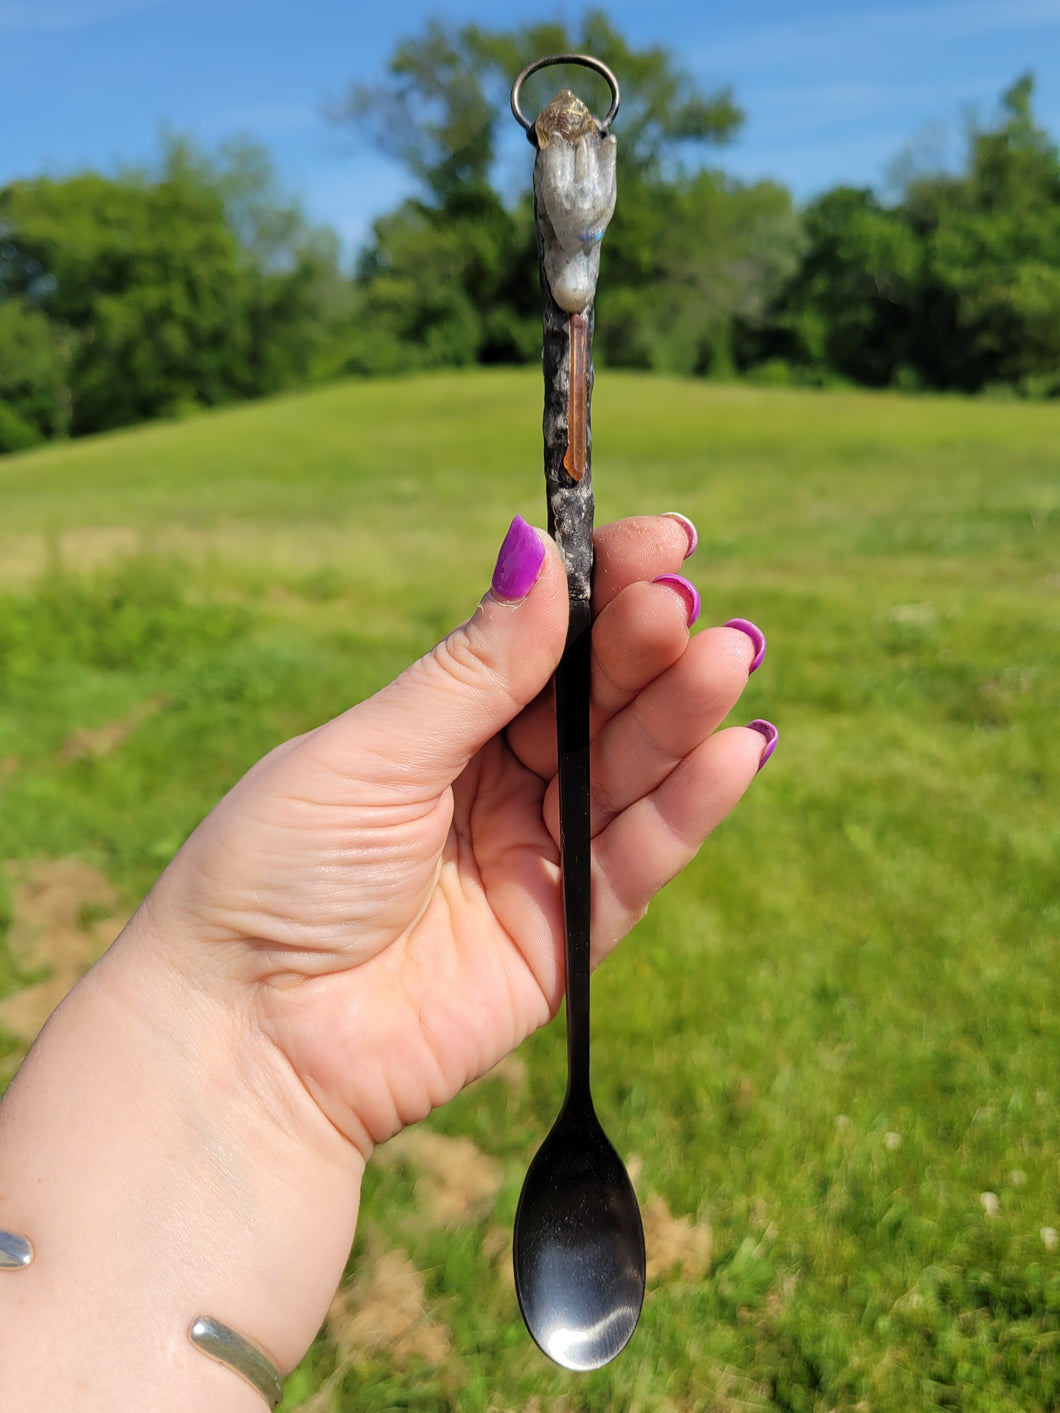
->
[491,515,545,602]
[725,617,767,673]
[653,573,701,628]
[747,719,778,771]
[661,511,698,559]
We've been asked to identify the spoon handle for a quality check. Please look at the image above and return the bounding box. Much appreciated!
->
[541,299,595,1107]
[528,81,616,1111]
[555,593,592,1104]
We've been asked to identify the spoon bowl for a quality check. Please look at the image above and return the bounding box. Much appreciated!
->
[514,1096,645,1370]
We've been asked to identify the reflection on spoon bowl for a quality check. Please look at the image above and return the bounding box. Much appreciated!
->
[513,1098,645,1371]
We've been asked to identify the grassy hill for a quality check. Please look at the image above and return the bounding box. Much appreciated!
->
[1,370,1058,1410]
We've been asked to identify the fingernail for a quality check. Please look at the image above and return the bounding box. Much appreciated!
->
[653,573,701,628]
[725,617,767,673]
[491,515,546,602]
[747,719,778,771]
[662,511,698,559]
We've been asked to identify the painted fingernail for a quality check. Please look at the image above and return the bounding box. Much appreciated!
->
[747,719,778,771]
[725,617,767,673]
[653,573,701,628]
[662,511,698,559]
[491,516,545,602]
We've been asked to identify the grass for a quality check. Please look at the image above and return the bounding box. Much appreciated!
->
[1,370,1057,1410]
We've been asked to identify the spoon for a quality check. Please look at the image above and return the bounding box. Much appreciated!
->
[512,593,646,1370]
[510,53,643,1370]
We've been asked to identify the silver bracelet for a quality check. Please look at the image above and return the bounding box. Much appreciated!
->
[189,1315,284,1410]
[2,1233,281,1409]
[0,1229,33,1268]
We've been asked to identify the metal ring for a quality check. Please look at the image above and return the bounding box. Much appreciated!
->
[510,53,620,146]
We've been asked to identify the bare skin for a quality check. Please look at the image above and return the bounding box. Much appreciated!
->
[0,515,771,1409]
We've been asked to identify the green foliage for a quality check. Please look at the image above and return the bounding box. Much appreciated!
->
[339,18,500,206]
[341,28,1059,397]
[0,398,44,454]
[4,22,1060,458]
[152,133,355,387]
[0,137,351,447]
[738,187,922,386]
[154,131,330,275]
[912,75,1060,392]
[340,11,773,379]
[598,169,803,376]
[337,10,741,205]
[747,73,1060,394]
[0,297,71,446]
[0,172,246,432]
[348,185,539,375]
[338,56,1060,395]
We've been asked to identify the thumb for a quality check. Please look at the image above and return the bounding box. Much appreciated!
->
[330,517,569,793]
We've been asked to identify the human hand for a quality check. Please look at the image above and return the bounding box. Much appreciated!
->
[142,514,775,1157]
[0,512,776,1401]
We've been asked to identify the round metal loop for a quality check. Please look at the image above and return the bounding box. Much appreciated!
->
[510,53,620,146]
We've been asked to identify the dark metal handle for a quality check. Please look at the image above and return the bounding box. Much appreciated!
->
[556,595,593,1102]
[518,53,611,1103]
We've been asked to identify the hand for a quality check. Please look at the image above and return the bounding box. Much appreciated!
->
[143,514,773,1156]
[0,512,776,1403]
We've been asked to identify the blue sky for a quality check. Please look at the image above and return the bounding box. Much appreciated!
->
[3,0,1060,258]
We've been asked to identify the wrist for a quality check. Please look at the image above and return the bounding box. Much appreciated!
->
[0,908,364,1405]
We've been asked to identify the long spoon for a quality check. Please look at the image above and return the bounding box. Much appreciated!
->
[509,56,646,1372]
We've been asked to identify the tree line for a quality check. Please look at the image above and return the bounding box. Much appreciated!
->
[0,136,352,454]
[2,12,1059,455]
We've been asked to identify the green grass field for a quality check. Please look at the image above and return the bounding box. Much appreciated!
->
[1,370,1057,1411]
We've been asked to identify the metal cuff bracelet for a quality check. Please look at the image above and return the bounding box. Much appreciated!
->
[0,1228,34,1268]
[189,1316,284,1410]
[2,1237,281,1410]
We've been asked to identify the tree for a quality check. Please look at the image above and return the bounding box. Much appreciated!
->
[334,12,770,376]
[917,75,1060,390]
[337,19,499,206]
[335,11,742,204]
[0,297,71,451]
[347,185,539,375]
[0,173,253,433]
[741,187,922,386]
[148,134,356,388]
[0,137,353,445]
[575,170,799,376]
[745,73,1060,394]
